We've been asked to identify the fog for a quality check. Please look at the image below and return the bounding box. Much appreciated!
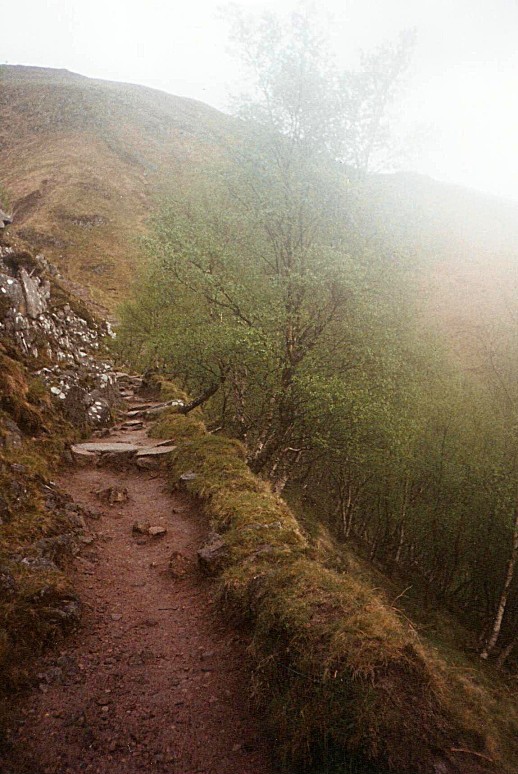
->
[3,0,518,201]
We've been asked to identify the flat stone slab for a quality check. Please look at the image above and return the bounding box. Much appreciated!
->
[136,445,177,458]
[72,442,140,454]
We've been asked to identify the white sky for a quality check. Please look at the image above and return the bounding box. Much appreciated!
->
[2,0,518,201]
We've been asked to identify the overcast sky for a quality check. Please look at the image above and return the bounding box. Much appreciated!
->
[3,0,518,201]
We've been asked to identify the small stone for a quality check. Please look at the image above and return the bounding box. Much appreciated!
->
[132,521,151,535]
[148,526,167,538]
[96,486,129,505]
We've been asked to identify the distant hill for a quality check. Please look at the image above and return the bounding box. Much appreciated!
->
[1,65,518,344]
[0,66,238,307]
[367,173,518,366]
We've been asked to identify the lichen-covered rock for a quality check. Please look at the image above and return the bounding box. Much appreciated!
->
[0,272,24,312]
[0,243,119,428]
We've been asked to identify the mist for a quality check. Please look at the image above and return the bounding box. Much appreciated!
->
[3,0,518,201]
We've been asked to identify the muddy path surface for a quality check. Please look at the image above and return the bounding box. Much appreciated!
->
[2,411,276,774]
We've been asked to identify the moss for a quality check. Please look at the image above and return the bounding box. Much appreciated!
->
[148,411,206,441]
[153,400,517,773]
[156,377,189,403]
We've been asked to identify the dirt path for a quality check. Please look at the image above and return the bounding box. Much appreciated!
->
[2,416,276,774]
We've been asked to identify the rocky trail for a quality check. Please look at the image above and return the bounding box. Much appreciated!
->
[1,391,276,774]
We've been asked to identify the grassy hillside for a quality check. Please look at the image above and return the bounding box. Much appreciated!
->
[365,173,518,361]
[0,65,238,307]
[2,64,518,340]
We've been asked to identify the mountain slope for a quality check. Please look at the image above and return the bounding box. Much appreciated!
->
[0,66,237,307]
[1,65,518,342]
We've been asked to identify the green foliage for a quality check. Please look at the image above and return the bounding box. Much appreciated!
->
[116,0,518,675]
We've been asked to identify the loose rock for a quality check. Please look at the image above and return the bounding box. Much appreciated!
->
[148,526,167,538]
[95,486,129,505]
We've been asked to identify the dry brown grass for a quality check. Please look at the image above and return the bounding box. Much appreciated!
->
[0,65,238,308]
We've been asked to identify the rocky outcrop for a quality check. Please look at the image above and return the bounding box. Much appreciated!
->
[0,241,118,427]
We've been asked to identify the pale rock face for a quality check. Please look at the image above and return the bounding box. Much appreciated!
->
[19,267,48,318]
[0,244,119,428]
[0,273,24,309]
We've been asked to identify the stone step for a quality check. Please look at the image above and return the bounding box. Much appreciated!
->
[72,442,140,454]
[135,445,177,457]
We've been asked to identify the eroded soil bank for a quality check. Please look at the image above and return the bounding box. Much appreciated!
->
[1,421,275,774]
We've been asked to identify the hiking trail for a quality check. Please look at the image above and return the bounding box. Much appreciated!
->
[2,390,275,774]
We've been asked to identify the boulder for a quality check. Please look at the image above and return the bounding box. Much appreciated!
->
[34,533,78,567]
[135,456,160,471]
[132,521,151,535]
[71,446,97,466]
[86,397,111,425]
[0,417,23,449]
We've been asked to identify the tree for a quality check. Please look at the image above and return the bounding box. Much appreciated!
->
[225,3,415,173]
[119,6,417,486]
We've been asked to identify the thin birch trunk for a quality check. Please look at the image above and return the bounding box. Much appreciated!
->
[480,504,518,659]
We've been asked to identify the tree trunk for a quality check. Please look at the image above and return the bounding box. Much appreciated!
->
[480,503,518,659]
[178,382,220,415]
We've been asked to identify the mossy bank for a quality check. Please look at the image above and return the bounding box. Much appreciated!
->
[151,402,518,774]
